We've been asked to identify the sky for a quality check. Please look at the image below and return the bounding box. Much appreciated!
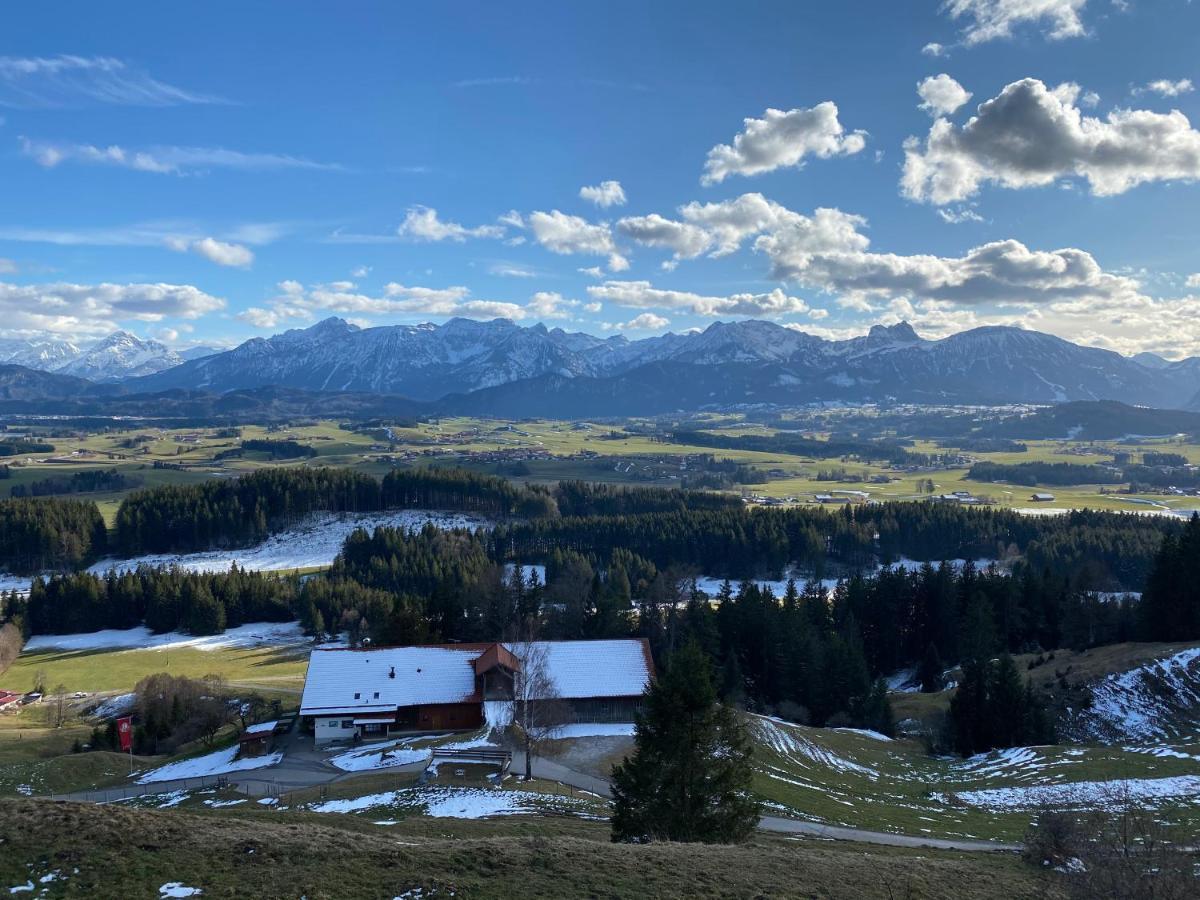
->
[2,1,1199,358]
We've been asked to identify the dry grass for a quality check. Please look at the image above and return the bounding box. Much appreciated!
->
[0,799,1066,899]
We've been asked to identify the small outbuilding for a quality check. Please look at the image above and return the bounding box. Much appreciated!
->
[237,720,279,757]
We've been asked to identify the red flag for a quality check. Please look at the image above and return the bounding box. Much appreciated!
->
[117,716,133,752]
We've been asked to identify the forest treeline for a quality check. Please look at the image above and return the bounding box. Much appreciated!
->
[0,497,108,573]
[9,468,138,498]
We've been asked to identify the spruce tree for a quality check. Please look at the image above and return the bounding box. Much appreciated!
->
[611,641,761,844]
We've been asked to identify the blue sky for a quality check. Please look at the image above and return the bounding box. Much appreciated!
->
[2,1,1199,357]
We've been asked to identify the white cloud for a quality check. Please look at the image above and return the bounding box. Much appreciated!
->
[19,137,340,175]
[1186,273,1200,288]
[527,210,628,271]
[922,42,947,57]
[578,266,605,279]
[616,213,712,261]
[0,55,221,108]
[1133,78,1194,98]
[0,258,15,274]
[917,74,972,116]
[239,282,579,329]
[941,0,1090,46]
[701,102,866,185]
[902,78,1200,204]
[0,280,224,338]
[579,180,627,208]
[189,237,254,268]
[397,206,506,242]
[936,206,985,224]
[587,280,815,318]
[488,262,538,278]
[601,312,671,331]
[351,265,371,278]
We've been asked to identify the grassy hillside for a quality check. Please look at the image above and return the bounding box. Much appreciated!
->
[0,800,1065,899]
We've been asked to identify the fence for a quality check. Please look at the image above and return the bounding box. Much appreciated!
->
[46,775,229,804]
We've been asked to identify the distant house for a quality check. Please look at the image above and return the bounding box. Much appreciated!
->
[814,494,850,504]
[300,640,655,746]
[237,720,280,757]
[0,691,21,711]
[1030,492,1056,502]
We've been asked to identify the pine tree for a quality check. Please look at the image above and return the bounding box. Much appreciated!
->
[611,641,761,844]
[917,641,943,693]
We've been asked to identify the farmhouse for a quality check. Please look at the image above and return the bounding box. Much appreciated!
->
[300,639,655,746]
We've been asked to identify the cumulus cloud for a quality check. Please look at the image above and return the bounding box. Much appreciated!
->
[922,42,947,57]
[579,180,627,207]
[587,280,817,318]
[1133,78,1194,98]
[0,280,224,338]
[0,55,221,108]
[942,0,1090,46]
[528,210,627,271]
[174,236,253,267]
[902,78,1200,204]
[601,312,671,331]
[1186,273,1200,288]
[396,206,506,242]
[19,137,340,175]
[918,74,972,116]
[700,102,866,185]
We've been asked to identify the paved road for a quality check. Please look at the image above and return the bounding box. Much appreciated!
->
[509,751,1019,853]
[53,736,1019,853]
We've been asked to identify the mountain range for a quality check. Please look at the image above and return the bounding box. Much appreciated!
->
[0,332,219,382]
[1,317,1199,417]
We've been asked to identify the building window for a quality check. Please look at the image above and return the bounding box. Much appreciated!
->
[354,692,360,699]
[341,720,353,728]
[373,692,380,699]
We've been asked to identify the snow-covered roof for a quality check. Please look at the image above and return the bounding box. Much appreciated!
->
[243,720,277,736]
[300,639,653,716]
[505,640,653,699]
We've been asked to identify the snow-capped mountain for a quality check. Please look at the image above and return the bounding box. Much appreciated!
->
[55,331,184,381]
[131,316,1200,411]
[0,336,82,371]
[0,331,186,382]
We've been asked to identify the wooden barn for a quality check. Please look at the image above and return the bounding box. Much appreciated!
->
[300,639,654,746]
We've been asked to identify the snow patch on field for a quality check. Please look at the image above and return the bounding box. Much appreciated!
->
[752,715,878,778]
[833,727,893,742]
[159,883,203,898]
[1067,647,1200,742]
[24,620,308,653]
[938,775,1200,811]
[1,509,494,592]
[310,785,598,820]
[329,740,432,773]
[137,746,283,784]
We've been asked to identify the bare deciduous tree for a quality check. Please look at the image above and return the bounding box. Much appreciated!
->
[510,633,568,781]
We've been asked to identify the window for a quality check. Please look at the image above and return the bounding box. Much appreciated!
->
[341,720,353,728]
[373,691,380,699]
[353,692,360,699]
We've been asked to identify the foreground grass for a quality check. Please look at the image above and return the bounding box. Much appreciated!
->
[0,799,1065,899]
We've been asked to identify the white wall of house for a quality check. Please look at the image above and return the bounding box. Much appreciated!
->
[313,716,358,746]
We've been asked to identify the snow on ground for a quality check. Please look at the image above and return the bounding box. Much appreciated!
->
[310,785,597,819]
[329,740,432,773]
[951,746,1058,781]
[503,563,546,584]
[23,620,308,653]
[91,692,136,718]
[752,715,878,778]
[938,775,1200,811]
[833,727,893,742]
[0,509,494,592]
[116,790,191,809]
[695,558,998,598]
[1071,647,1200,742]
[483,700,513,730]
[137,746,283,784]
[885,668,920,693]
[159,883,203,898]
[552,723,635,738]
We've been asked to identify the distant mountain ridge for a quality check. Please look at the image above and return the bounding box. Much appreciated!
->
[133,316,1200,412]
[3,317,1199,415]
[0,331,189,382]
